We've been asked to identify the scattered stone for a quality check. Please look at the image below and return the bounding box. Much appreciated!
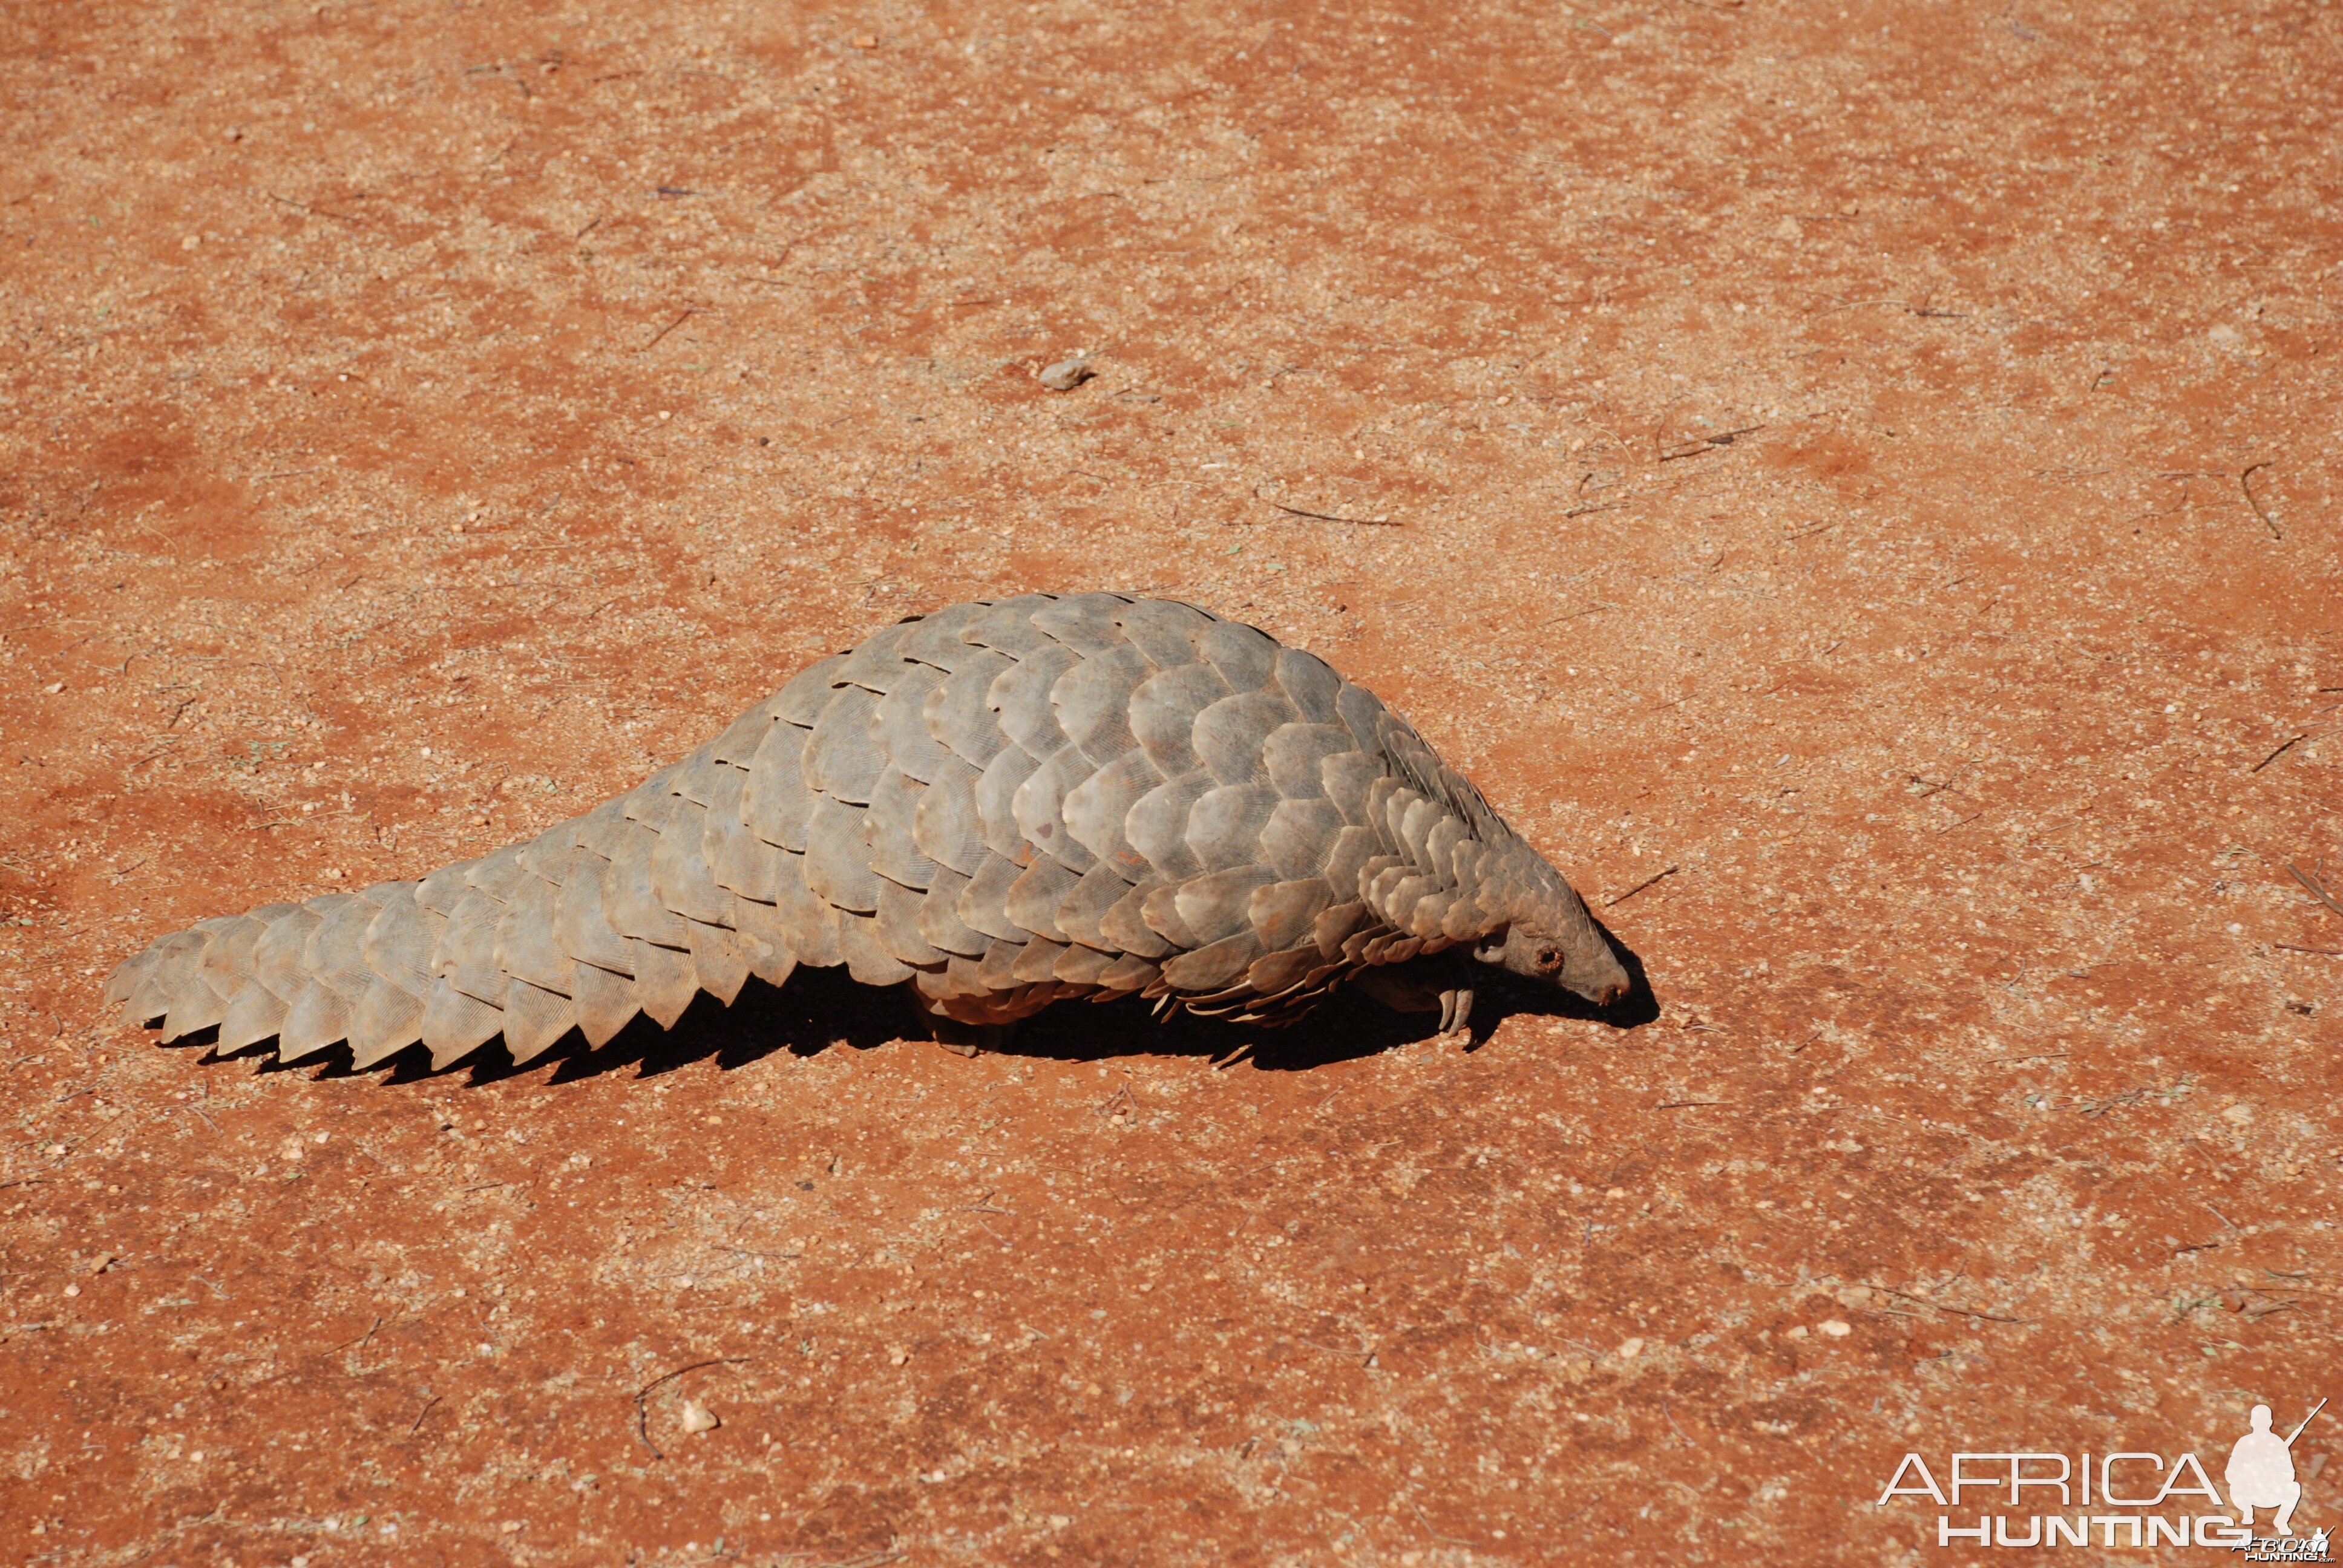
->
[1617,1336,1644,1359]
[1038,356,1095,391]
[680,1400,719,1435]
[1820,1319,1852,1338]
[1783,1324,1807,1340]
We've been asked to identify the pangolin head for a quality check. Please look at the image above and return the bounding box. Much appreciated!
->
[1465,838,1631,1007]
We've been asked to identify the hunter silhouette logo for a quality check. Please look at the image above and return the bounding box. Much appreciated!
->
[2230,1400,2325,1538]
[1876,1396,2330,1557]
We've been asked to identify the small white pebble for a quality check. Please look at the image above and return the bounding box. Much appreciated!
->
[1784,1324,1809,1340]
[680,1401,719,1434]
[889,1348,909,1366]
[1616,1336,1643,1359]
[63,1284,81,1298]
[1820,1319,1852,1338]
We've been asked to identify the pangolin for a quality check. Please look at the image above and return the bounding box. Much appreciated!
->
[103,592,1628,1066]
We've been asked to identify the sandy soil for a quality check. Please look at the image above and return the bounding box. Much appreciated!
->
[3,1,2339,1564]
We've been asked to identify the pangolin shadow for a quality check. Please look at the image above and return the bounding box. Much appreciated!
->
[204,924,1656,1085]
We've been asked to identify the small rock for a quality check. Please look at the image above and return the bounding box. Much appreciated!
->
[1038,356,1095,392]
[1617,1336,1644,1359]
[852,33,878,48]
[1820,1319,1852,1338]
[680,1400,719,1435]
[1783,1324,1808,1340]
[90,1253,114,1275]
[889,1348,909,1366]
[62,1284,81,1298]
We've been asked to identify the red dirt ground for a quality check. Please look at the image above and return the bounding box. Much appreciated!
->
[3,1,2339,1564]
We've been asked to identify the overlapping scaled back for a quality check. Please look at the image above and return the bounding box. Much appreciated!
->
[105,592,1618,1070]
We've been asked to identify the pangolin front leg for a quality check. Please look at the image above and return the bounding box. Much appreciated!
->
[1348,951,1476,1038]
[103,592,1629,1071]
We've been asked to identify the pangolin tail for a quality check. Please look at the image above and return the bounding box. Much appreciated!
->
[102,746,805,1072]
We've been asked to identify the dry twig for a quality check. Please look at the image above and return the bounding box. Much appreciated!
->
[2240,461,2282,540]
[2250,734,2307,774]
[2289,860,2343,919]
[1605,865,1679,908]
[634,1357,749,1460]
[1254,489,1400,527]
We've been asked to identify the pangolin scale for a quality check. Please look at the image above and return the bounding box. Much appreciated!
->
[104,592,1628,1066]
